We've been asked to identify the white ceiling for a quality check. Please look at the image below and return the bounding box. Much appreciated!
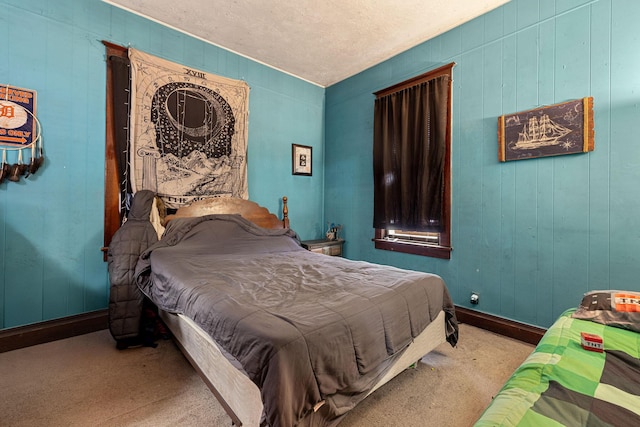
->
[104,0,511,87]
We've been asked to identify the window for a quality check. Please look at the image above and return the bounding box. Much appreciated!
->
[372,63,454,259]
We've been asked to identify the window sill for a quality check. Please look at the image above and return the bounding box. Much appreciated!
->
[373,238,451,259]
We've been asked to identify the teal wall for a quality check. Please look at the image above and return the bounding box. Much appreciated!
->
[0,0,325,329]
[3,0,640,332]
[325,0,640,328]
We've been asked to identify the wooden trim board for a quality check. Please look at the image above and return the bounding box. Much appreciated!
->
[0,309,108,353]
[0,306,545,353]
[455,305,545,345]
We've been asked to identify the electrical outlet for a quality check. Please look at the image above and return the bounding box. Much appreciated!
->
[470,292,479,304]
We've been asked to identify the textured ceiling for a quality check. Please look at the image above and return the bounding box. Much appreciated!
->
[104,0,510,87]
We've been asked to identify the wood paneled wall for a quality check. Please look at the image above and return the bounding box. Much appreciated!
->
[0,0,325,330]
[325,0,640,328]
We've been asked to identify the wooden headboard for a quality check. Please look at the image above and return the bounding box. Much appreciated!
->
[164,197,289,230]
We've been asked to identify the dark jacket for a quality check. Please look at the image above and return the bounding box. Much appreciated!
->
[107,190,159,343]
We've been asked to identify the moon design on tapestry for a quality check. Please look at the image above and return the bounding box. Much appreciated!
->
[145,81,237,200]
[151,82,235,159]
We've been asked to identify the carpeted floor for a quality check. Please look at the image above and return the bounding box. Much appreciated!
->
[0,323,533,427]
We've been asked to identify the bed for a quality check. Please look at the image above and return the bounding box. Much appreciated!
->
[475,290,640,426]
[111,193,458,427]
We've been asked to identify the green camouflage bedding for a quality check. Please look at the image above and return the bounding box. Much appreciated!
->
[475,309,640,426]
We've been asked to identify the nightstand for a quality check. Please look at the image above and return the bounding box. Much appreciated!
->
[301,239,344,256]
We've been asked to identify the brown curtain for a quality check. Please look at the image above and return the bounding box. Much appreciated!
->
[108,54,132,212]
[373,75,449,232]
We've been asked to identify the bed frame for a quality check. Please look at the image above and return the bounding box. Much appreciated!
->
[163,196,289,229]
[155,196,447,426]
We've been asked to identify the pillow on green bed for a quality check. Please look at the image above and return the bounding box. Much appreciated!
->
[572,290,640,333]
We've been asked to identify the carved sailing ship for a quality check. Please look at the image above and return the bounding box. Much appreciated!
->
[512,114,572,150]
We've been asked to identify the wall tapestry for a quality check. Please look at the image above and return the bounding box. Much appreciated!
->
[128,48,249,208]
[498,97,594,162]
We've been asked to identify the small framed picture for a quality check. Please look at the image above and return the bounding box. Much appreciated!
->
[292,144,312,176]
